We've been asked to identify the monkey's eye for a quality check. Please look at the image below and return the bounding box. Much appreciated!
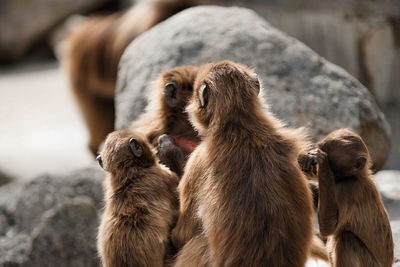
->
[96,155,103,169]
[129,138,143,157]
[164,82,178,107]
[199,83,209,107]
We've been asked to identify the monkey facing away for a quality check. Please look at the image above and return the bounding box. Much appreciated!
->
[172,60,314,266]
[299,129,394,267]
[65,0,198,155]
[97,130,179,267]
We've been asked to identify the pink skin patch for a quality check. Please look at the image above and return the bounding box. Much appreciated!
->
[174,136,199,153]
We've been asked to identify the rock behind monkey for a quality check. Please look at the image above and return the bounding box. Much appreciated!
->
[97,130,179,267]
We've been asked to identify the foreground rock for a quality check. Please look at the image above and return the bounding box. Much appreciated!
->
[0,168,398,265]
[0,168,104,266]
[116,6,391,171]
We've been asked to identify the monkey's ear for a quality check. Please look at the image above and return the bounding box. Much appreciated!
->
[199,83,209,107]
[164,82,178,107]
[354,156,366,172]
[129,138,143,157]
[96,155,103,169]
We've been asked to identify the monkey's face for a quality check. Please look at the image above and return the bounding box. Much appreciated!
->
[187,61,261,135]
[97,130,155,172]
[318,129,369,177]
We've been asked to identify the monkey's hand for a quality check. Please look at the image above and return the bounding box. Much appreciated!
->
[298,148,326,177]
[157,134,186,177]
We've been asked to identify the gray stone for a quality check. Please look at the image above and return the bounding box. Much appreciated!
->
[28,197,100,267]
[0,0,110,63]
[116,6,391,170]
[0,167,105,266]
[391,220,400,265]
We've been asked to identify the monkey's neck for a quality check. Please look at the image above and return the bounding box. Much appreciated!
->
[110,168,142,192]
[212,111,276,140]
[334,175,357,184]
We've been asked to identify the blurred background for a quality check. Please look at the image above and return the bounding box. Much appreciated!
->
[0,0,399,183]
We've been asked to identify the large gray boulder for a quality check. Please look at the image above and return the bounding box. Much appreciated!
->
[116,6,391,170]
[0,0,110,63]
[0,168,104,266]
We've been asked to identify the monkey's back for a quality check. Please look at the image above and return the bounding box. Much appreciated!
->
[197,131,314,266]
[334,177,394,267]
[98,167,179,267]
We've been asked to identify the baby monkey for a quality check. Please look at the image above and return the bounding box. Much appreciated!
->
[97,130,179,267]
[299,129,393,267]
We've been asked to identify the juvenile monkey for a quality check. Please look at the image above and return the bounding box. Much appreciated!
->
[132,65,200,154]
[65,0,197,155]
[97,130,179,267]
[300,129,394,267]
[172,61,314,266]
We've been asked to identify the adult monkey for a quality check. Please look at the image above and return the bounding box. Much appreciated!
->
[173,61,315,266]
[65,0,198,155]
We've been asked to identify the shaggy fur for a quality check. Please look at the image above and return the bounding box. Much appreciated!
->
[172,61,314,266]
[97,130,179,267]
[300,129,394,267]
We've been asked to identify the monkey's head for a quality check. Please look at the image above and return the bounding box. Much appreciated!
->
[318,129,370,177]
[154,65,200,147]
[96,130,155,173]
[160,65,198,110]
[187,60,261,135]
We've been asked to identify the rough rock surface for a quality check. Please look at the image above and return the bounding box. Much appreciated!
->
[0,0,110,63]
[0,168,105,266]
[0,168,398,265]
[116,6,391,171]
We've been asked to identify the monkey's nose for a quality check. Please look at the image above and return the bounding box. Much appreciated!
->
[96,155,103,169]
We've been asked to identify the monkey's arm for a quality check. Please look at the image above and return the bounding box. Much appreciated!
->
[171,156,203,249]
[317,152,339,237]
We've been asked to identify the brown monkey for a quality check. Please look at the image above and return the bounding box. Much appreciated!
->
[132,65,200,153]
[172,60,314,266]
[97,130,179,267]
[300,129,394,267]
[65,0,198,155]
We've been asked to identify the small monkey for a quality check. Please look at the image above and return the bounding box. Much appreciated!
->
[97,130,179,267]
[132,65,200,153]
[172,60,314,266]
[65,0,198,155]
[300,129,394,267]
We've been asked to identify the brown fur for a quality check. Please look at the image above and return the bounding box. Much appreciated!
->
[65,0,198,155]
[132,65,200,151]
[172,61,314,266]
[97,130,179,267]
[300,129,394,267]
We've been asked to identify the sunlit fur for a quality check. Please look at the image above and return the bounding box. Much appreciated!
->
[300,129,394,267]
[97,130,179,267]
[173,60,314,266]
